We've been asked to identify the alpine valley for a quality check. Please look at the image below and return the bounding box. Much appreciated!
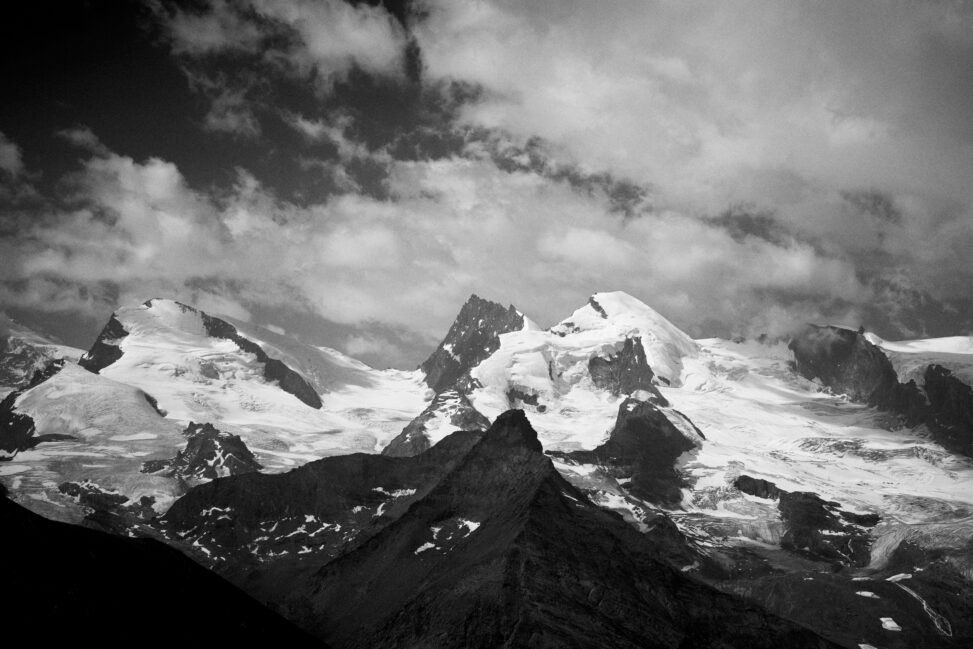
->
[2,292,971,648]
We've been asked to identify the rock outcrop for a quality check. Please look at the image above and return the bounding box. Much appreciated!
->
[923,364,973,457]
[382,389,489,457]
[588,336,668,402]
[78,314,128,373]
[141,422,263,481]
[734,474,878,567]
[790,324,973,457]
[561,397,700,508]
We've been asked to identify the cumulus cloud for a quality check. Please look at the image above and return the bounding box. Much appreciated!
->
[159,0,409,87]
[0,131,879,352]
[414,0,973,303]
[417,1,973,199]
[7,0,973,363]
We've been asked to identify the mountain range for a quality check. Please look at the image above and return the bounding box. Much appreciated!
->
[1,291,971,648]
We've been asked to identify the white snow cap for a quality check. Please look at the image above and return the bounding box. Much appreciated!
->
[555,291,697,385]
[115,299,207,338]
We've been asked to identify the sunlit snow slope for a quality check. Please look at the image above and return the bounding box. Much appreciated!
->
[1,363,185,521]
[468,291,697,450]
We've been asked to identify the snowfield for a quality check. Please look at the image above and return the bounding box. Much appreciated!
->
[470,292,697,450]
[660,338,973,552]
[97,300,429,465]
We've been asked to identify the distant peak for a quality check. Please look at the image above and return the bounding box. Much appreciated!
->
[461,293,515,313]
[420,295,526,394]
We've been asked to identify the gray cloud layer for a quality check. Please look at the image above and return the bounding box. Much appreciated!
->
[2,0,972,365]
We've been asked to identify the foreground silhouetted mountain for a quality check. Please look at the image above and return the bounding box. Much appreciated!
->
[158,430,484,579]
[277,411,835,649]
[0,483,323,647]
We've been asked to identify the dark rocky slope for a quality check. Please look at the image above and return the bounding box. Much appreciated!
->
[734,475,877,567]
[923,364,973,457]
[0,483,323,647]
[77,313,128,373]
[588,336,667,398]
[157,430,484,580]
[282,410,836,649]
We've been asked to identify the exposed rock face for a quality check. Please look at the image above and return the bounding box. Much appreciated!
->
[0,391,38,456]
[157,431,483,579]
[78,314,127,373]
[734,474,877,567]
[0,484,324,647]
[280,410,835,649]
[382,389,489,457]
[26,357,67,388]
[778,491,874,566]
[733,474,781,500]
[790,324,973,457]
[0,380,75,456]
[561,398,700,508]
[789,324,906,408]
[141,422,262,481]
[588,336,668,403]
[923,364,973,457]
[199,310,323,409]
[420,294,524,394]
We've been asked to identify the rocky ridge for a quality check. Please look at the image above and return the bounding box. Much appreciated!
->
[790,324,973,457]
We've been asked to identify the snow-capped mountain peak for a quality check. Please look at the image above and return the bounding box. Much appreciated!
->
[550,291,697,386]
[124,298,209,337]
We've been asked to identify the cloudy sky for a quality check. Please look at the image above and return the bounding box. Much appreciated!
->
[2,0,972,367]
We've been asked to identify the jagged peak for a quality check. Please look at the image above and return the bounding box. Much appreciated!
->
[459,293,519,316]
[420,295,527,394]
